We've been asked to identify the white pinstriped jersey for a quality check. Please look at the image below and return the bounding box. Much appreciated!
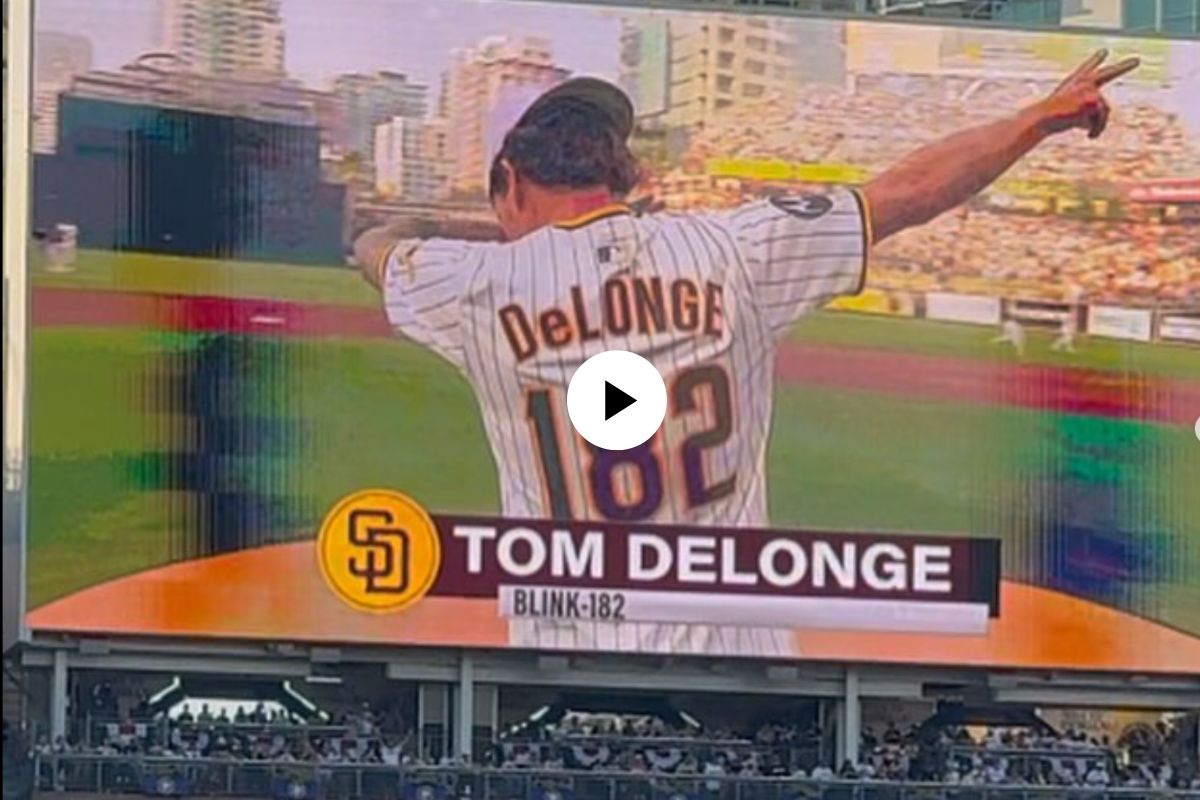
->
[382,189,869,657]
[382,189,869,530]
[388,190,868,532]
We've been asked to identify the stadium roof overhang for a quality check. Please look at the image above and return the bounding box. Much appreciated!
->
[17,634,1200,711]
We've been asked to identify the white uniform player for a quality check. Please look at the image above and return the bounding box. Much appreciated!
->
[1051,314,1078,352]
[377,191,868,656]
[993,318,1027,357]
[1053,283,1083,353]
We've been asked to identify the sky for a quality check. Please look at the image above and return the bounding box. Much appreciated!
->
[33,0,623,89]
[31,0,1198,129]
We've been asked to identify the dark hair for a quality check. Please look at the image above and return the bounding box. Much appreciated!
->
[489,99,640,200]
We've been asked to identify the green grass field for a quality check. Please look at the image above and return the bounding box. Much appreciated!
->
[32,250,1200,380]
[33,249,379,307]
[25,252,1200,636]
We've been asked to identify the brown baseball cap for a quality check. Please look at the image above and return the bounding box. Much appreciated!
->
[516,77,634,140]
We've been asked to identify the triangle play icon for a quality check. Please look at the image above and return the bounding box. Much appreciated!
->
[604,381,637,421]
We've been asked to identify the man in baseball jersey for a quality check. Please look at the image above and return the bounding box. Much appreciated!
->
[355,52,1138,656]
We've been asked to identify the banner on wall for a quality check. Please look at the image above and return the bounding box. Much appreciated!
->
[1087,305,1154,342]
[1007,299,1072,326]
[1158,314,1200,343]
[1127,179,1200,204]
[828,289,914,317]
[925,293,1002,326]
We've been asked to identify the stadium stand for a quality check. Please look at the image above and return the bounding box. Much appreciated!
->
[22,705,1200,795]
[648,78,1200,306]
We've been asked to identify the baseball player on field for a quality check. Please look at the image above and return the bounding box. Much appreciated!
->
[355,51,1138,656]
[993,317,1028,357]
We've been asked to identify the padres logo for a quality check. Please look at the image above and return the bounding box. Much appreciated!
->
[317,489,441,612]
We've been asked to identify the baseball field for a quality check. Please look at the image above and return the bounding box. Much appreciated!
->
[26,251,1200,640]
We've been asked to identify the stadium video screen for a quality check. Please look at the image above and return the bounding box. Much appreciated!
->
[24,0,1200,673]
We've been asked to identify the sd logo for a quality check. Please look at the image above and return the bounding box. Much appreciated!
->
[317,490,441,612]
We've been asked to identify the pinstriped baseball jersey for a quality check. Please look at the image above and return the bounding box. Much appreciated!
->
[382,189,869,529]
[380,189,869,656]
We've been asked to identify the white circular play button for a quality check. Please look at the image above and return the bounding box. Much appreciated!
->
[567,350,667,451]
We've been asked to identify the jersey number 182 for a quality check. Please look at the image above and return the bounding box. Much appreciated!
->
[525,364,735,521]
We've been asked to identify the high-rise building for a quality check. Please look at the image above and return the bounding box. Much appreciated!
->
[1061,0,1124,28]
[157,0,285,78]
[35,31,93,86]
[619,17,671,125]
[332,71,428,161]
[661,15,808,130]
[443,36,568,194]
[374,116,451,202]
[32,31,93,154]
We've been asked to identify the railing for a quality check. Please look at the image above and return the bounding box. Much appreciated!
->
[496,735,822,773]
[32,756,1200,800]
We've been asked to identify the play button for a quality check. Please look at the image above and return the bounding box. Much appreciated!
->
[605,381,637,420]
[567,350,666,451]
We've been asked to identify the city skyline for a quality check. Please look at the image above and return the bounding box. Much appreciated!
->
[31,0,1199,133]
[33,0,621,90]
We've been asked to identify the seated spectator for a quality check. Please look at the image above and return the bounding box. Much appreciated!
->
[703,754,727,792]
[810,763,834,781]
[1085,760,1111,787]
[984,758,1007,784]
[115,716,138,750]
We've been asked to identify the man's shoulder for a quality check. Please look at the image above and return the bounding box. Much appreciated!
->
[403,236,491,260]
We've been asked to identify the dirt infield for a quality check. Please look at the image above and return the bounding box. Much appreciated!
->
[33,286,1200,425]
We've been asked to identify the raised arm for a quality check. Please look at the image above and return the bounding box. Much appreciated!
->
[354,221,430,290]
[862,49,1139,243]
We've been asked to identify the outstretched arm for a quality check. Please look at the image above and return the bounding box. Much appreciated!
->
[354,220,433,289]
[862,49,1139,243]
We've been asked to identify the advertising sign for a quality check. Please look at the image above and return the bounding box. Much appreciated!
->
[1087,305,1154,342]
[1159,314,1200,343]
[23,0,1200,673]
[1007,298,1073,325]
[828,289,914,318]
[925,293,1003,326]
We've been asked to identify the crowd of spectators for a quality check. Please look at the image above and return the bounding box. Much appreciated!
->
[36,701,417,766]
[489,714,817,779]
[857,720,1200,792]
[29,705,1200,792]
[487,713,1200,791]
[642,73,1200,307]
[873,209,1197,306]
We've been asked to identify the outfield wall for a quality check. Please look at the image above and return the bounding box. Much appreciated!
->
[834,288,1198,346]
